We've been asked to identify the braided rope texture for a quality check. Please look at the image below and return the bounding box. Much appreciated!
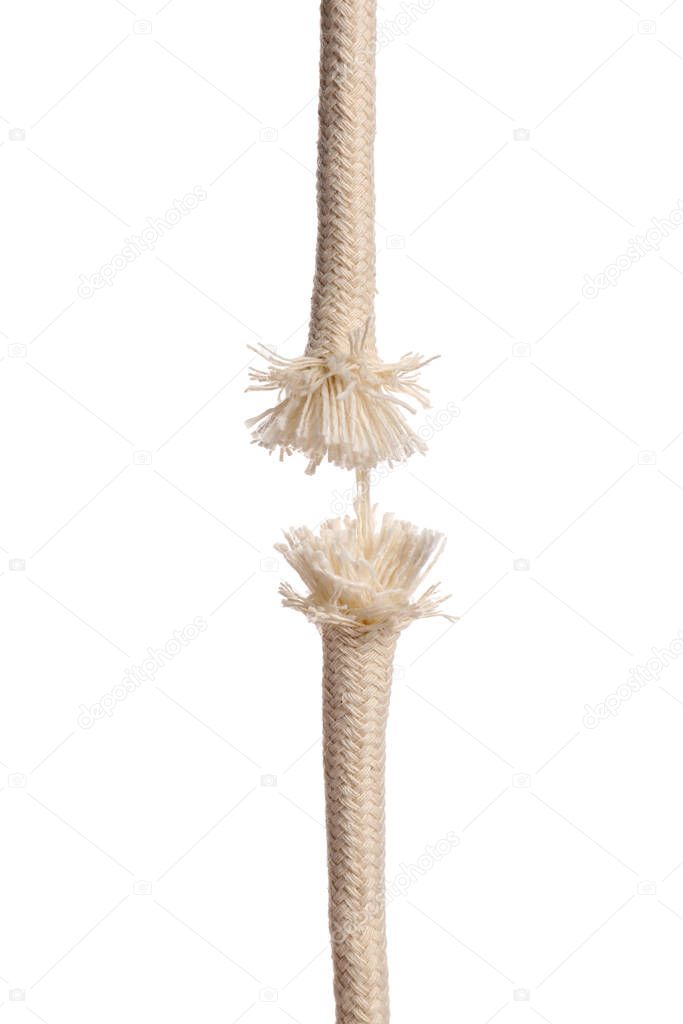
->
[308,0,377,357]
[322,623,397,1024]
[248,3,450,1021]
[246,0,434,473]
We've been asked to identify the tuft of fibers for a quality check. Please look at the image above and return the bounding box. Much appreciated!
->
[246,328,436,475]
[276,511,453,631]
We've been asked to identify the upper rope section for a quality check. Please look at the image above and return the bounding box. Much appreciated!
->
[247,0,434,474]
[308,0,377,358]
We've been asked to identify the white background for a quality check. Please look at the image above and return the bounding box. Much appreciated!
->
[2,0,683,1021]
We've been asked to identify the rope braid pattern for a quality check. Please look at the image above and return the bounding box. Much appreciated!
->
[277,491,451,1024]
[308,0,377,357]
[248,3,452,1021]
[246,0,434,474]
[323,624,396,1024]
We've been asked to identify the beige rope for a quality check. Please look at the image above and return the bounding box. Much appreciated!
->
[322,472,391,1024]
[322,622,396,1024]
[276,480,450,1024]
[249,3,452,1021]
[246,0,434,473]
[308,0,377,358]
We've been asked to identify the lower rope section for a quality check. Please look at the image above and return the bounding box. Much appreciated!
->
[275,506,451,1020]
[322,622,397,1024]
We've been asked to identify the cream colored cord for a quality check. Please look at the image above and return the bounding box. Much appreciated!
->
[247,0,434,475]
[248,3,451,1021]
[276,493,450,1024]
[322,621,395,1024]
[308,0,377,358]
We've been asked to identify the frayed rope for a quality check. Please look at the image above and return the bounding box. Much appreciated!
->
[276,511,455,632]
[246,328,437,474]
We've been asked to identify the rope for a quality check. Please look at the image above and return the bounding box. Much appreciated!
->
[322,622,396,1024]
[246,0,433,473]
[250,4,451,1021]
[308,0,377,358]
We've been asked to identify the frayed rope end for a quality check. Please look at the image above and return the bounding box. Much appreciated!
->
[275,512,455,632]
[246,338,437,474]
